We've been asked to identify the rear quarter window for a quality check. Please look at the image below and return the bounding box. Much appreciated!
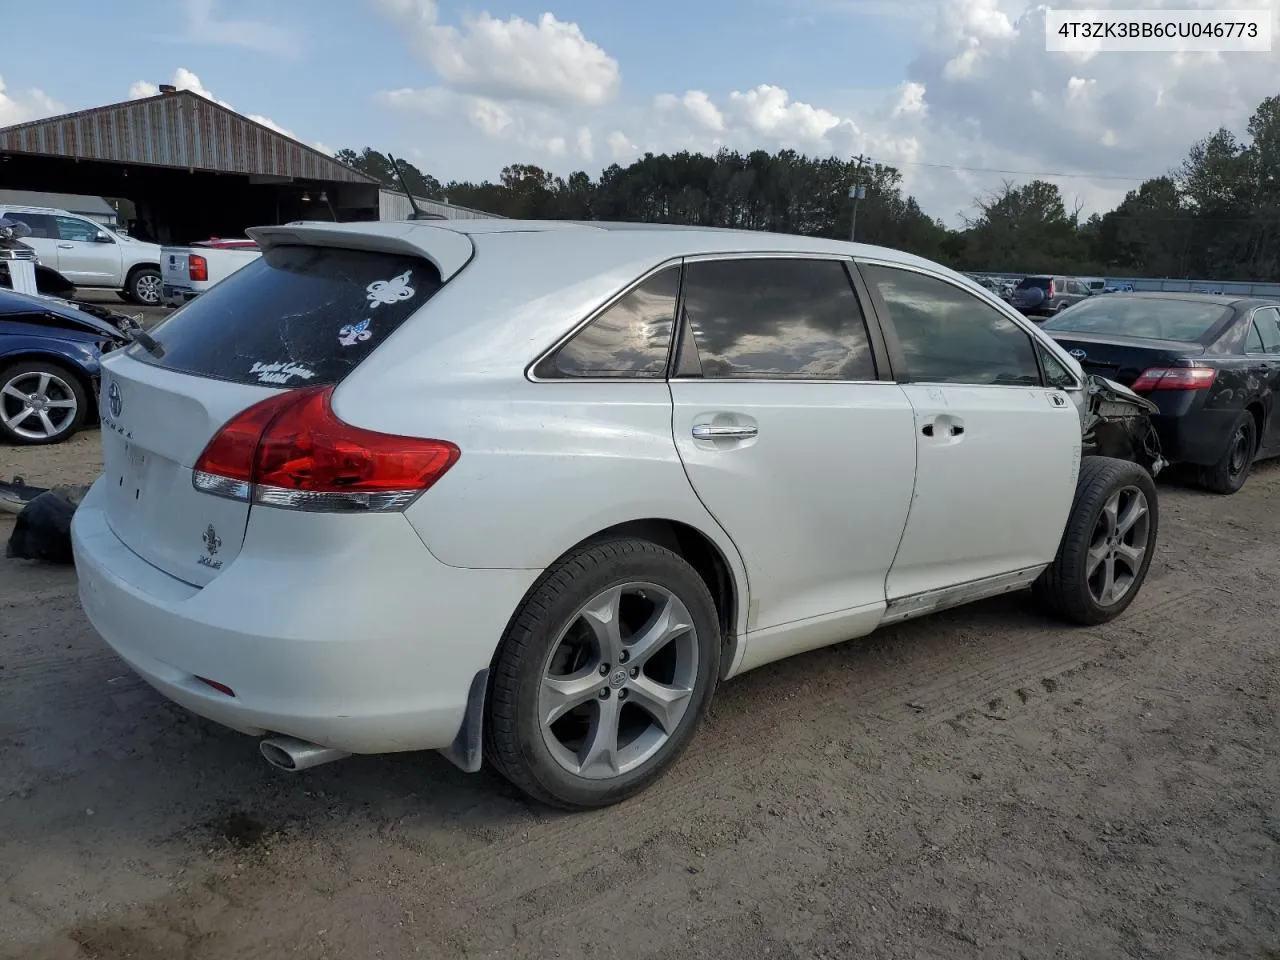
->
[132,245,441,386]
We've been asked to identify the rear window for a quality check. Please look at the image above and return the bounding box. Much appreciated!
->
[1040,297,1230,342]
[1016,277,1051,291]
[132,246,440,385]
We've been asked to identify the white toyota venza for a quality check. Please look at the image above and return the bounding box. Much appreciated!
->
[71,220,1159,809]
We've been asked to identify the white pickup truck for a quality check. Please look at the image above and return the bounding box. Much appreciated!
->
[161,238,261,308]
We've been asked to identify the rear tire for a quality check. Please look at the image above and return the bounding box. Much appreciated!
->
[1197,411,1256,495]
[126,267,162,307]
[485,538,720,810]
[1034,456,1158,625]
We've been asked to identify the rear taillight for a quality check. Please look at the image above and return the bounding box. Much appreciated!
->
[192,385,459,512]
[188,254,208,282]
[1130,367,1217,391]
[1046,281,1056,297]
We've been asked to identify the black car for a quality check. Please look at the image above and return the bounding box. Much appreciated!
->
[1041,293,1280,493]
[1012,275,1092,318]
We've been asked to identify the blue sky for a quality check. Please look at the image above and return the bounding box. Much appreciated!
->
[1,0,1277,222]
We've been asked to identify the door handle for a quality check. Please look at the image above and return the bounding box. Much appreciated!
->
[921,418,964,438]
[692,423,758,441]
[57,243,74,249]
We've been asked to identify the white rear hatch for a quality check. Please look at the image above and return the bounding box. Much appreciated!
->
[101,233,467,586]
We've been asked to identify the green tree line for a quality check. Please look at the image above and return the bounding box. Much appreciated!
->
[339,94,1280,282]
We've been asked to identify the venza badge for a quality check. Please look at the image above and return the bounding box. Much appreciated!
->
[199,524,224,570]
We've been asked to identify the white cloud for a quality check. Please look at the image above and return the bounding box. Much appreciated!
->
[682,91,725,132]
[607,130,636,161]
[893,81,928,118]
[127,69,296,141]
[0,75,63,127]
[375,0,620,107]
[727,85,844,144]
[577,127,594,161]
[180,0,301,57]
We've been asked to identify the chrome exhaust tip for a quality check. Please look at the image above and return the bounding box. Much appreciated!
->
[259,736,350,772]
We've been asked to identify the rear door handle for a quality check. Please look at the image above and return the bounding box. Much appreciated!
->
[57,243,74,249]
[692,424,758,441]
[921,418,964,438]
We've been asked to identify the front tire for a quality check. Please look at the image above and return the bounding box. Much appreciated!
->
[0,361,88,445]
[485,538,720,810]
[1034,456,1158,625]
[1197,411,1256,495]
[127,267,162,307]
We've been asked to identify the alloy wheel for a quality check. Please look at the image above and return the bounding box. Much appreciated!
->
[0,370,79,440]
[134,273,162,305]
[1086,485,1151,607]
[539,582,700,780]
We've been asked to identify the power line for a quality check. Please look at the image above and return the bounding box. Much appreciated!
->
[866,156,1153,183]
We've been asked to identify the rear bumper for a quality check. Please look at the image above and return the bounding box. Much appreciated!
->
[1151,407,1240,465]
[70,479,539,755]
[161,284,198,307]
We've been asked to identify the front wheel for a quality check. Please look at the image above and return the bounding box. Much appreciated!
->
[485,538,721,809]
[127,267,162,306]
[1034,456,1159,625]
[0,361,88,445]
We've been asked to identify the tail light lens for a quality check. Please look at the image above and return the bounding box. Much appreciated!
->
[188,254,208,282]
[1131,367,1218,391]
[1046,281,1056,297]
[192,385,459,512]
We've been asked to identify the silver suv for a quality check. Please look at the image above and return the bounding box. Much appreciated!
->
[0,205,163,305]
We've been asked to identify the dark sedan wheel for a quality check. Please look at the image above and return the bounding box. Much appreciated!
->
[1198,412,1257,495]
[0,361,88,445]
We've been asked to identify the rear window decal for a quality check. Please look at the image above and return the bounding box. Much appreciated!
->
[367,270,414,308]
[339,318,373,346]
[250,361,317,385]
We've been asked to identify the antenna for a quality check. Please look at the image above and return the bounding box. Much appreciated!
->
[387,153,446,221]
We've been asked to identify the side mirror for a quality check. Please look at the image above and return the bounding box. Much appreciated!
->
[95,230,114,243]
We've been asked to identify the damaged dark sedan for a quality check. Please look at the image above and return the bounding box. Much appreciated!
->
[0,288,131,445]
[1043,293,1280,493]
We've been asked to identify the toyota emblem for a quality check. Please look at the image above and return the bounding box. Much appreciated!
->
[1069,348,1087,360]
[107,380,122,418]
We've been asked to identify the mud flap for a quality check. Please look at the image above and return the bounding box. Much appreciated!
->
[439,669,488,774]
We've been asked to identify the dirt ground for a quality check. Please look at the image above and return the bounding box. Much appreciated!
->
[1,430,1277,960]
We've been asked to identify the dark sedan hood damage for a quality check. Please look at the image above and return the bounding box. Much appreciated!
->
[1081,374,1166,475]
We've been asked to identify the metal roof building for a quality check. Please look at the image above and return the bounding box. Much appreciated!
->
[0,87,498,243]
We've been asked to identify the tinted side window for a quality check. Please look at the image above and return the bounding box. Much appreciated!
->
[2,212,55,239]
[55,216,102,242]
[1038,344,1077,388]
[1253,307,1280,354]
[680,258,876,380]
[1247,322,1265,353]
[863,264,1042,386]
[536,267,678,379]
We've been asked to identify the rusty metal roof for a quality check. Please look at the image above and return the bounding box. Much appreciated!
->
[0,91,377,184]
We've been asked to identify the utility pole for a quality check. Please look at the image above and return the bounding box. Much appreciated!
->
[848,153,869,242]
